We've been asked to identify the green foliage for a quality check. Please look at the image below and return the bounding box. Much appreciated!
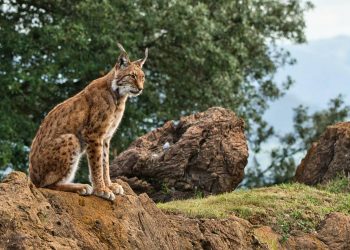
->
[194,187,204,199]
[245,95,350,187]
[0,1,312,177]
[158,181,350,238]
[161,182,171,195]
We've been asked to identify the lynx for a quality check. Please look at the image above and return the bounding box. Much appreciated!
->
[29,44,148,201]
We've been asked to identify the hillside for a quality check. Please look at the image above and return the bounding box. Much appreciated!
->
[1,171,350,249]
[159,178,350,241]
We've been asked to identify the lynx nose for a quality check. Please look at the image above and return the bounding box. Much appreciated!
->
[130,88,142,95]
[136,87,143,94]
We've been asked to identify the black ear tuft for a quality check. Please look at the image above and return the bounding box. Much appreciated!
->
[117,53,129,69]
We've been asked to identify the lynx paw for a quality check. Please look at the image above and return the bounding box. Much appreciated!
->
[109,183,124,196]
[78,184,93,196]
[93,187,115,201]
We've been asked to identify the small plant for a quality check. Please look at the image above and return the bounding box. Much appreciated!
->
[161,182,171,195]
[320,175,350,193]
[194,187,204,199]
[277,217,291,242]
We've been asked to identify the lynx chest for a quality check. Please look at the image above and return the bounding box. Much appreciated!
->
[105,100,126,139]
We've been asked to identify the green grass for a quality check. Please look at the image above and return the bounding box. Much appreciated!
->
[157,178,350,238]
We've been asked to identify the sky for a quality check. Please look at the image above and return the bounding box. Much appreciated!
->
[265,0,350,133]
[258,0,350,167]
[305,0,350,40]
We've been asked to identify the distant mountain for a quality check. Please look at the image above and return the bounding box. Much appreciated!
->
[265,36,350,133]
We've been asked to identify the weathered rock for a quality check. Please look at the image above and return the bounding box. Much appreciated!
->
[286,233,328,250]
[317,212,350,250]
[253,226,283,249]
[295,122,350,185]
[1,171,350,250]
[0,171,260,250]
[110,107,249,202]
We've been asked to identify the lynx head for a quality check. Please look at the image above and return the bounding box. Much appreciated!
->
[111,43,148,97]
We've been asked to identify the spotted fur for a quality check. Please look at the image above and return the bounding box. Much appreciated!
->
[29,44,148,201]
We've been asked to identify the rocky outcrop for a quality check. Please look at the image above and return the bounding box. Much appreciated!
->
[1,171,350,250]
[295,122,350,185]
[0,171,251,249]
[110,107,248,202]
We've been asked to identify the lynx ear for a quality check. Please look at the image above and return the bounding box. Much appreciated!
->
[117,53,129,69]
[135,48,148,68]
[116,43,130,69]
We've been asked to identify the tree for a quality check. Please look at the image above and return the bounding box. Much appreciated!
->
[0,0,313,178]
[244,95,350,187]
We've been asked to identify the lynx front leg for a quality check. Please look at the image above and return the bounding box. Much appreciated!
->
[87,140,115,201]
[103,139,124,195]
[102,139,112,186]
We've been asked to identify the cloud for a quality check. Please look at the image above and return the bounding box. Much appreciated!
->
[306,0,350,40]
[267,36,350,131]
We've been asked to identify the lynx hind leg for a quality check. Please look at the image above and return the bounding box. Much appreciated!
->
[109,182,124,195]
[49,183,93,196]
[41,134,92,196]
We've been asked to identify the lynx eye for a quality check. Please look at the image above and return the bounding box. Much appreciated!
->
[130,74,136,79]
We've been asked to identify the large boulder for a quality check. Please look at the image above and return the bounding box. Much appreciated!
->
[295,122,350,185]
[110,107,249,201]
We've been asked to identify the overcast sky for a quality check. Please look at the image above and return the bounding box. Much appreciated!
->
[306,0,350,40]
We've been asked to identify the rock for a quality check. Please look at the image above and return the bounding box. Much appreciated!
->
[285,233,328,250]
[253,226,283,249]
[110,107,248,202]
[169,215,255,250]
[0,171,260,249]
[1,171,350,249]
[295,122,350,185]
[317,212,350,250]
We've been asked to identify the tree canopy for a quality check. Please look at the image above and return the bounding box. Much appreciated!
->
[0,0,314,181]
